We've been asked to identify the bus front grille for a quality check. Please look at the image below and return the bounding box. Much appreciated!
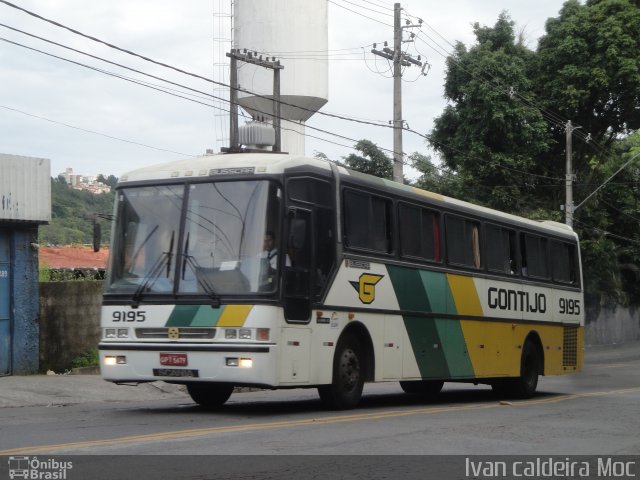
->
[562,326,578,367]
[135,328,216,340]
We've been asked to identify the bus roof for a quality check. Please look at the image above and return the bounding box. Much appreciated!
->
[118,152,577,241]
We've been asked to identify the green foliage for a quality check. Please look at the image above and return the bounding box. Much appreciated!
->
[39,177,115,246]
[343,140,393,179]
[70,348,99,368]
[430,13,551,212]
[427,3,640,305]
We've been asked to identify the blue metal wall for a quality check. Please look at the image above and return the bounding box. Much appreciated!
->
[0,226,39,374]
[0,230,10,375]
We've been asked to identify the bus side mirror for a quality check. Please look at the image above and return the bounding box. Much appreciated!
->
[93,221,102,252]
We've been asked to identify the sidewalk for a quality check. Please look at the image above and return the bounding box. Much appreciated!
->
[0,374,188,408]
[0,341,637,409]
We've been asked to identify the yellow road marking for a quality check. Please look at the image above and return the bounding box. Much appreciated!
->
[2,386,640,456]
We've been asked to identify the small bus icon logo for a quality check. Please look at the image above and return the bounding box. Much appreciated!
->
[8,456,30,479]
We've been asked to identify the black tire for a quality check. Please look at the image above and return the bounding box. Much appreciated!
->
[187,383,234,408]
[400,380,444,395]
[492,340,540,399]
[318,334,364,410]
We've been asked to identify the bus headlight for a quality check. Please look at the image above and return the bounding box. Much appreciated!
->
[105,328,116,339]
[104,355,127,366]
[239,329,252,339]
[239,358,253,368]
[225,329,237,339]
[117,328,129,338]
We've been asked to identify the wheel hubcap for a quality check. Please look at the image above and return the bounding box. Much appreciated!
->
[339,348,360,391]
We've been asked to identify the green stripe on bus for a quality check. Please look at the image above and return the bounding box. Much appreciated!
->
[419,270,475,377]
[387,265,450,378]
[166,305,223,327]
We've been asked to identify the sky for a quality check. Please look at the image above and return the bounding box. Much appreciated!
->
[0,0,569,179]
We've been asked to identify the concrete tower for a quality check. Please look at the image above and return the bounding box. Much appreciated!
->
[234,0,328,155]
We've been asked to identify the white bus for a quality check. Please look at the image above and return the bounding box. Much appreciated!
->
[100,152,584,409]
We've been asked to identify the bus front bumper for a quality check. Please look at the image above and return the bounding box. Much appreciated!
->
[98,342,278,386]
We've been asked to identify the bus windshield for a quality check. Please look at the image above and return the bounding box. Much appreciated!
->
[107,180,282,297]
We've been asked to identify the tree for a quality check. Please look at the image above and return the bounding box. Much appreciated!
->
[342,140,393,179]
[410,152,464,198]
[533,0,640,214]
[576,131,640,304]
[97,174,118,191]
[429,13,551,211]
[39,178,115,246]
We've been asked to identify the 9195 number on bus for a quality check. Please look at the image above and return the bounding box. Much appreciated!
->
[559,298,580,315]
[112,311,146,322]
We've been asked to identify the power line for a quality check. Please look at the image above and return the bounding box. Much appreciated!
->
[328,0,392,27]
[0,36,421,164]
[0,1,605,188]
[357,0,395,11]
[572,218,640,246]
[336,0,394,18]
[0,21,403,138]
[1,19,568,185]
[600,199,640,224]
[1,105,195,156]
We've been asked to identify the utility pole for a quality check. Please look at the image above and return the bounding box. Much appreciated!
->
[565,120,580,227]
[392,3,403,184]
[371,3,423,183]
[225,49,284,152]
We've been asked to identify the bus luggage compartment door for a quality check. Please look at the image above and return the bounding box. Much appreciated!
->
[279,327,311,383]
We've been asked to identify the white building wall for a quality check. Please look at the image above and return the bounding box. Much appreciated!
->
[0,154,51,222]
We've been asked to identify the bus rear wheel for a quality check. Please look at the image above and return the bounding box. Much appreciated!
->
[400,380,444,396]
[187,383,234,408]
[492,340,540,399]
[318,334,364,410]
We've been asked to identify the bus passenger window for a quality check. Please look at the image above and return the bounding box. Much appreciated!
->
[445,215,481,269]
[551,241,577,284]
[399,204,440,261]
[486,225,516,274]
[521,233,549,279]
[344,190,392,253]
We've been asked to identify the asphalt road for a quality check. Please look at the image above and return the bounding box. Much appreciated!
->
[0,342,638,458]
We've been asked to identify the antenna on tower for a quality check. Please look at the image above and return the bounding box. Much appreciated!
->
[213,1,234,152]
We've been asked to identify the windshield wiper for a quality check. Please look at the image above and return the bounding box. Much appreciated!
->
[181,232,221,308]
[131,231,175,308]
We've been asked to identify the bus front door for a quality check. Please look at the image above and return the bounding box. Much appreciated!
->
[283,208,313,322]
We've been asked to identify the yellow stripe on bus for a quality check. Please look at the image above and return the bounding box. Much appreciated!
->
[216,305,253,327]
[446,274,483,316]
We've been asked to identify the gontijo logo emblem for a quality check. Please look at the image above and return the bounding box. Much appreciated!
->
[350,274,384,304]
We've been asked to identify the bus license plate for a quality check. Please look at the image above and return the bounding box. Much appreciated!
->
[160,353,188,366]
[153,368,199,378]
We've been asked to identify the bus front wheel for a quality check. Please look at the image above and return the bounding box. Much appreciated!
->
[492,340,540,399]
[187,383,233,408]
[318,334,364,410]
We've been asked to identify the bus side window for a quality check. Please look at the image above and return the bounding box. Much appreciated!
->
[399,203,440,262]
[344,189,392,253]
[521,233,549,279]
[551,240,578,285]
[445,215,481,269]
[486,224,517,275]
